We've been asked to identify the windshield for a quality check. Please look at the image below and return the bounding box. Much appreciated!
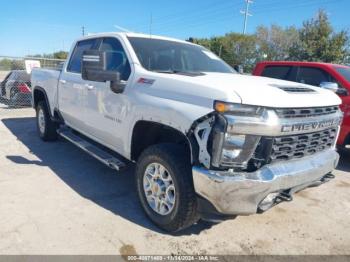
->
[128,37,235,74]
[335,66,350,83]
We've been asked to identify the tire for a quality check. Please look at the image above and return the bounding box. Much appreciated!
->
[36,101,58,141]
[136,143,199,232]
[8,88,18,107]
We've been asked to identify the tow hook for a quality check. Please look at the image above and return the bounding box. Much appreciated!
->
[276,191,293,202]
[258,190,293,213]
[309,173,335,187]
[321,173,335,183]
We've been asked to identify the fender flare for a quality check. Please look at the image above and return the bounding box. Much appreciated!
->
[32,86,53,118]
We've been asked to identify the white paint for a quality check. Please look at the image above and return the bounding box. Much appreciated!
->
[31,32,342,161]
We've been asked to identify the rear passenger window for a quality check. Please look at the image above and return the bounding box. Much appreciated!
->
[297,67,332,86]
[67,39,97,73]
[261,66,293,80]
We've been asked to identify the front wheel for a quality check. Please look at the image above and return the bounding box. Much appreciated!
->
[136,144,199,232]
[36,101,58,141]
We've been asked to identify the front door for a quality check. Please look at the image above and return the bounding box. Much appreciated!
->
[84,37,132,152]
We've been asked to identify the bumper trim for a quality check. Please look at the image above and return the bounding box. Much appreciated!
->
[192,149,339,215]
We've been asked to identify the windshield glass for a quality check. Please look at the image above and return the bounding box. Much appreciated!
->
[335,66,350,83]
[128,37,235,74]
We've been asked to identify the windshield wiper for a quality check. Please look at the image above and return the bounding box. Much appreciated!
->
[154,70,205,76]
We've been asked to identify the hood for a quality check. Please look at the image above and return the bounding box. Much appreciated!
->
[140,72,341,110]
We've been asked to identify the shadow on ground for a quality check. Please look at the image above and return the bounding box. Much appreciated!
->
[337,148,350,172]
[2,117,213,235]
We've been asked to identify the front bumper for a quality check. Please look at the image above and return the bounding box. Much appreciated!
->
[193,149,339,215]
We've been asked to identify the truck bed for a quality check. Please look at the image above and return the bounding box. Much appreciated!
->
[31,68,61,115]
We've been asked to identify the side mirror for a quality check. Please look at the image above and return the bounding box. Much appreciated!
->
[319,82,348,96]
[82,50,126,93]
[319,82,339,92]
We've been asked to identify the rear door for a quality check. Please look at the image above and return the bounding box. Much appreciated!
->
[58,38,99,131]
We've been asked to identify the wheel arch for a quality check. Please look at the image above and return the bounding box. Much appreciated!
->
[130,120,197,164]
[33,87,52,117]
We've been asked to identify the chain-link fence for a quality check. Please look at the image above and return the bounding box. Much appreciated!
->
[0,56,65,109]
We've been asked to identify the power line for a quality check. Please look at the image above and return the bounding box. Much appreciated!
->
[240,0,253,35]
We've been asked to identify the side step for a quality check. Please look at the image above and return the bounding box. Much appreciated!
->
[57,128,126,171]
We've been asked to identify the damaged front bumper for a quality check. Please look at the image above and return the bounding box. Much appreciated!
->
[192,149,339,215]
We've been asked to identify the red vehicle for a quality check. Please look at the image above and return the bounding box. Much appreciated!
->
[253,61,350,147]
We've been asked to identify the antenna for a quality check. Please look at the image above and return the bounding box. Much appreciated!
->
[150,12,153,37]
[82,26,85,36]
[113,25,133,32]
[240,0,253,35]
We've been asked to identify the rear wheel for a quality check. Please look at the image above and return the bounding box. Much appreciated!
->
[36,101,58,141]
[8,88,18,107]
[136,143,199,232]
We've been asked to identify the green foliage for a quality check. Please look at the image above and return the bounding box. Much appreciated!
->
[191,10,349,72]
[290,10,348,63]
[192,33,258,72]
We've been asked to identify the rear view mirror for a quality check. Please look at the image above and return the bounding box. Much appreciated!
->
[82,50,125,93]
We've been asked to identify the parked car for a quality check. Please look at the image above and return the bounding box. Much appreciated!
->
[31,33,342,232]
[253,61,350,147]
[0,70,32,106]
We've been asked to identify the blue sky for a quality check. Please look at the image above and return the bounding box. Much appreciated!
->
[0,0,349,57]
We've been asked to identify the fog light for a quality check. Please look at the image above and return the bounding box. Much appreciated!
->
[222,149,242,162]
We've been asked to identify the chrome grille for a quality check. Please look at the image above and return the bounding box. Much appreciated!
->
[270,128,337,161]
[275,106,339,118]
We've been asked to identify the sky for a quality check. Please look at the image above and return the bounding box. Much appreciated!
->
[0,0,349,57]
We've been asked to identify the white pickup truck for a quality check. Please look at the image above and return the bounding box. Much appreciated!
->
[31,32,343,232]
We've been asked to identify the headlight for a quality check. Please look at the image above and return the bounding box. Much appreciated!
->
[220,134,246,164]
[214,101,264,117]
[211,113,261,169]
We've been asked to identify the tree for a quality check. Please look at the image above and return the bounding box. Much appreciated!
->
[290,10,349,63]
[53,51,68,60]
[191,33,258,72]
[256,25,299,61]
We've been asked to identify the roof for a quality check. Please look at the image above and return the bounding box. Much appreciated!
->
[75,32,197,46]
[256,61,349,68]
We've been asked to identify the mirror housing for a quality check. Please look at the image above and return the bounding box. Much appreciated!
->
[319,81,348,96]
[319,82,339,92]
[82,50,125,93]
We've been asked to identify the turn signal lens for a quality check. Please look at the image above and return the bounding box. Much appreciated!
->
[214,101,263,117]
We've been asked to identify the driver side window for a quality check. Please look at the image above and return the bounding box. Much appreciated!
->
[99,37,131,81]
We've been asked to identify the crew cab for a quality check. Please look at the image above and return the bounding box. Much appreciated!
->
[31,33,342,232]
[253,61,350,147]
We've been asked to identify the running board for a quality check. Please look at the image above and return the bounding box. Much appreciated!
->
[57,128,126,171]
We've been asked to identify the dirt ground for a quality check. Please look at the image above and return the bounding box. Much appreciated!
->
[0,107,349,255]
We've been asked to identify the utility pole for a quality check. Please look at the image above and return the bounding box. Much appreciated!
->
[240,0,253,35]
[82,26,85,36]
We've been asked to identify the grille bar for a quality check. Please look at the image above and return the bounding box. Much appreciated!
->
[275,106,339,118]
[270,128,337,161]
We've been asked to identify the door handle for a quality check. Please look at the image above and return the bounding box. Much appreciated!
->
[59,79,67,84]
[85,84,94,90]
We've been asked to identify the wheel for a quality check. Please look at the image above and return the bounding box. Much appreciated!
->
[136,143,199,232]
[8,88,18,107]
[36,101,58,141]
